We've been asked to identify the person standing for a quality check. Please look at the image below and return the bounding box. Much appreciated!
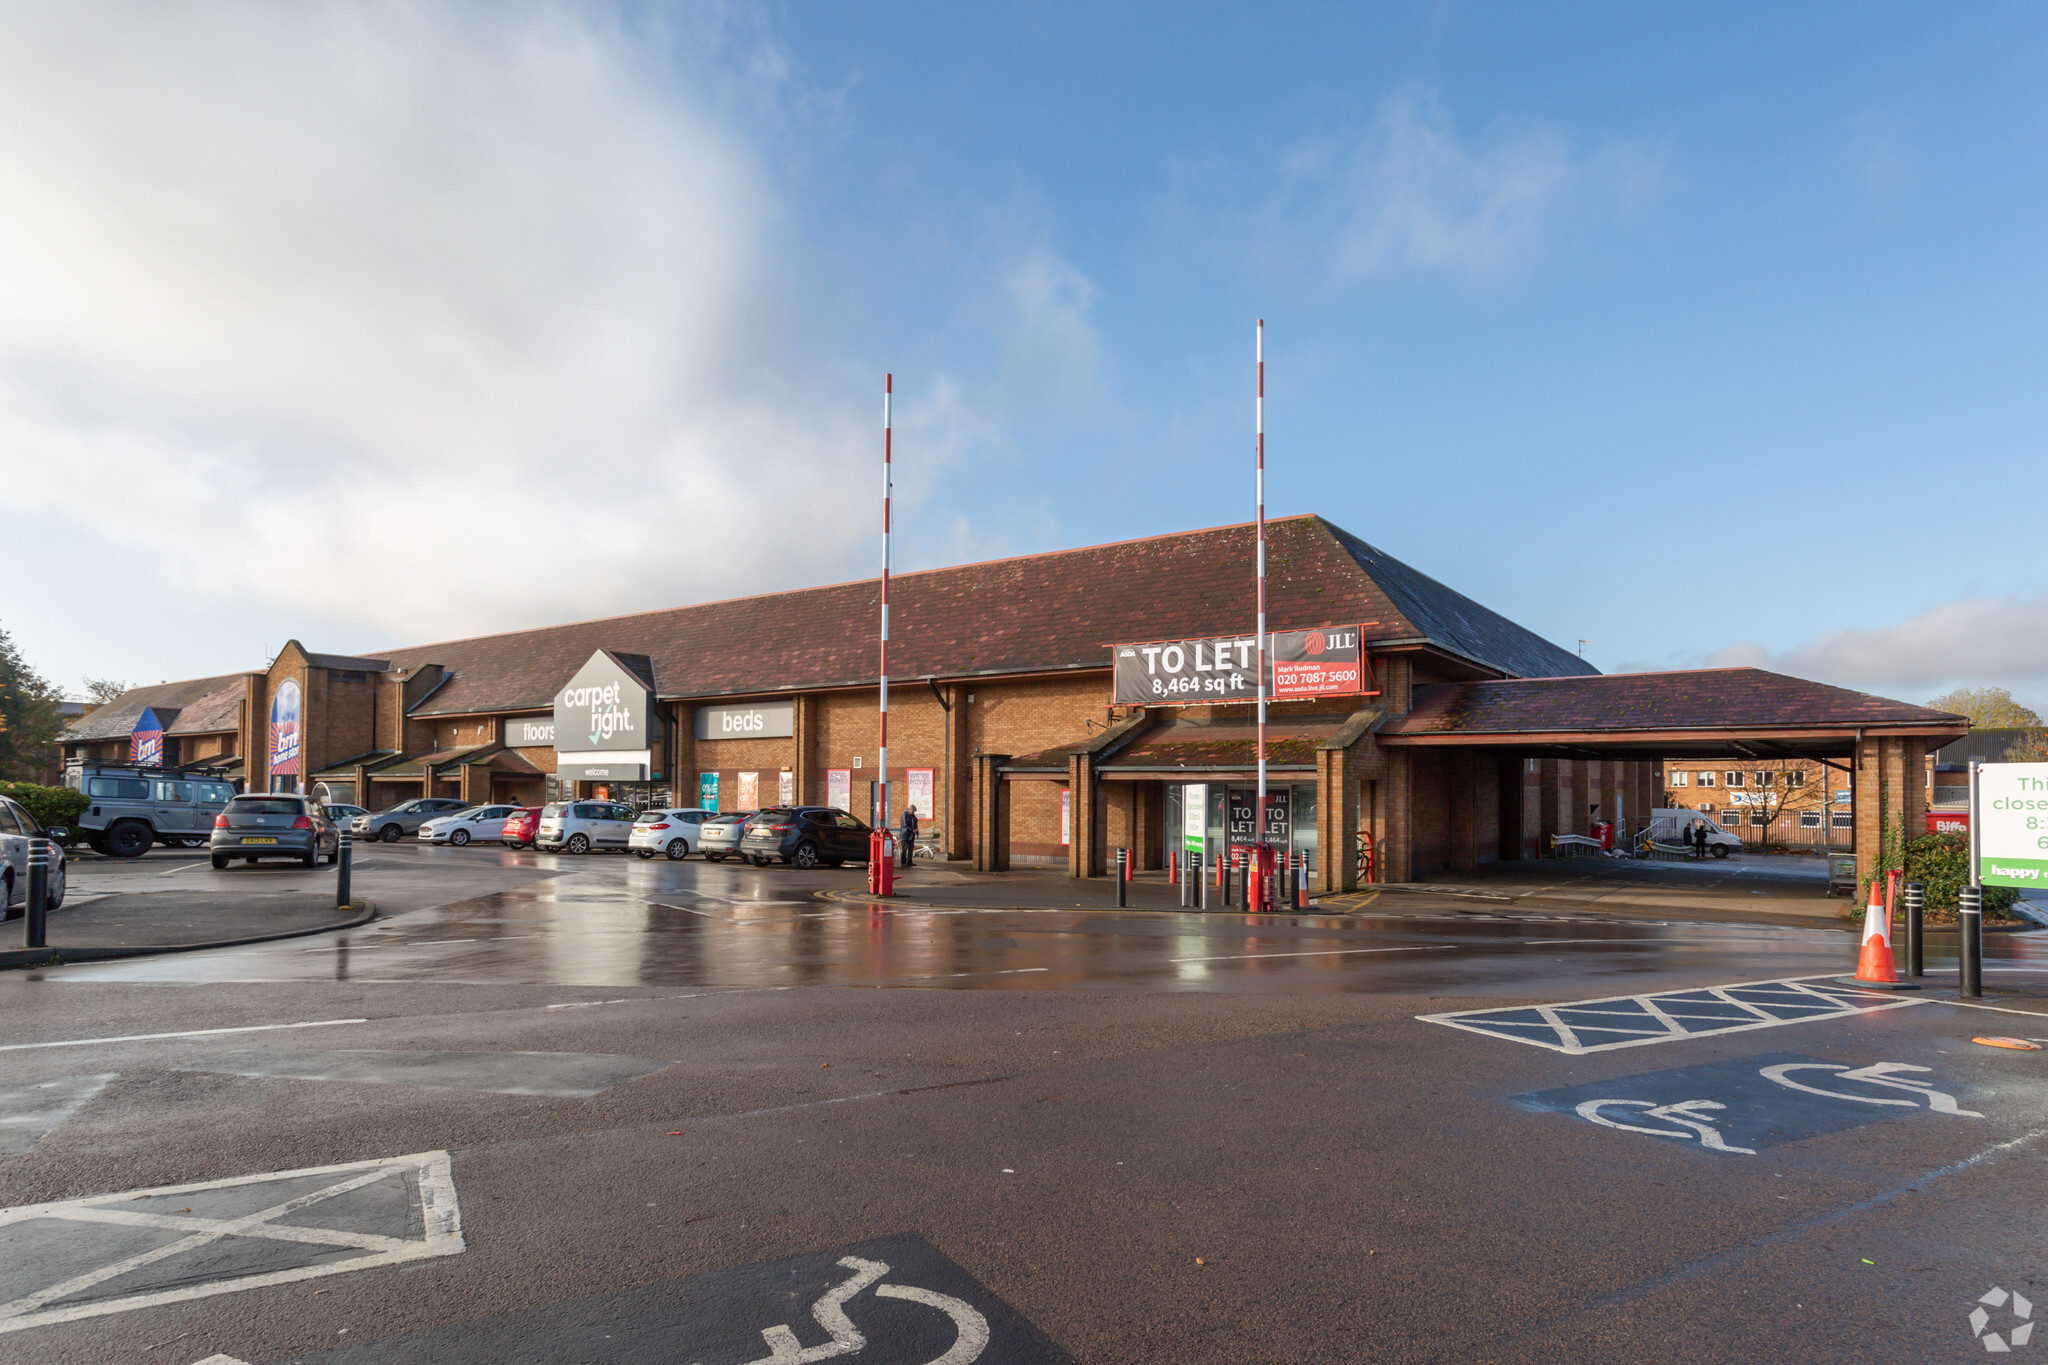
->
[899,803,919,867]
[1691,820,1708,860]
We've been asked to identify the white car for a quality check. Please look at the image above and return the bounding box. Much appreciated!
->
[534,800,637,854]
[0,794,68,914]
[629,807,716,860]
[418,804,520,846]
[695,810,758,862]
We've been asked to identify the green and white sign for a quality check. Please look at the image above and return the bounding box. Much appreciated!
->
[1183,783,1207,858]
[1978,762,2048,888]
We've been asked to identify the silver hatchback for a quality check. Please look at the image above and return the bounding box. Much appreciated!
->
[694,810,758,862]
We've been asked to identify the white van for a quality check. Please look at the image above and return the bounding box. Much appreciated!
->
[1649,809,1744,857]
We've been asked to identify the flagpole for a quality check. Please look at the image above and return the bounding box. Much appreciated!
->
[1255,320,1267,897]
[880,374,892,836]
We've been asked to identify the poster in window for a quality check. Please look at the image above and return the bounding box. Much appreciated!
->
[738,770,759,809]
[699,771,719,812]
[907,768,935,820]
[827,768,851,811]
[778,769,794,805]
[1060,788,1071,847]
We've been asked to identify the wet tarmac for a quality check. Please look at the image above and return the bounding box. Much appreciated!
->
[41,844,2048,1001]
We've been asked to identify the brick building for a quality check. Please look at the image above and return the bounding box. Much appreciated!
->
[60,515,1968,888]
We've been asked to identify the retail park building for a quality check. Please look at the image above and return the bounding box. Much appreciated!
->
[61,516,1968,890]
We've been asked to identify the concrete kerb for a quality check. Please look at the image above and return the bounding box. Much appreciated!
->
[0,900,379,971]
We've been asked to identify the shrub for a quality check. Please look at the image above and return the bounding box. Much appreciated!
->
[0,781,91,845]
[1901,832,2020,923]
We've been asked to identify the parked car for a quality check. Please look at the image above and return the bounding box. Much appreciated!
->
[418,804,520,846]
[0,794,68,915]
[629,807,715,860]
[739,806,873,869]
[211,794,339,869]
[696,810,758,862]
[324,804,368,827]
[352,798,470,843]
[1647,808,1744,857]
[500,806,542,849]
[534,800,637,854]
[66,762,236,857]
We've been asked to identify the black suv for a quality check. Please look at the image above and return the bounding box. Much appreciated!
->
[738,806,873,869]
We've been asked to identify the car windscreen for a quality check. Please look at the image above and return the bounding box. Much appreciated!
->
[86,777,150,800]
[228,798,304,815]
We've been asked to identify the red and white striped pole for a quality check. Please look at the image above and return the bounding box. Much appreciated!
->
[880,373,893,838]
[1254,320,1269,909]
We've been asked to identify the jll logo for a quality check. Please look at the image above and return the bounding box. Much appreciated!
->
[1305,630,1326,655]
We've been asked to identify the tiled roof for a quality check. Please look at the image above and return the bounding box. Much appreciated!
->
[166,679,246,735]
[1384,669,1970,737]
[367,515,1592,718]
[61,673,246,743]
[303,651,390,672]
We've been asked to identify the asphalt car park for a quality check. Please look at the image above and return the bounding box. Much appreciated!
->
[4,844,2046,1363]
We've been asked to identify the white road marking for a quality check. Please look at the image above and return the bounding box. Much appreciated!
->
[0,1151,462,1333]
[0,1019,366,1053]
[1417,977,1922,1054]
[157,863,204,877]
[1170,944,1455,964]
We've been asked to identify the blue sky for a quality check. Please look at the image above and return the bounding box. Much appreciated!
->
[5,2,2045,709]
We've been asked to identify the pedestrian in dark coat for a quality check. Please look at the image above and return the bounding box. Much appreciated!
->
[900,805,919,867]
[1692,820,1709,859]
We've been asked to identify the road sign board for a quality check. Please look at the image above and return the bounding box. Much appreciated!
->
[1978,761,2048,889]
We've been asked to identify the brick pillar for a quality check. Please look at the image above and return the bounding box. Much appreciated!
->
[1068,752,1102,878]
[945,686,970,860]
[972,753,1010,872]
[1448,750,1477,871]
[1134,781,1161,870]
[1853,736,1929,891]
[792,696,815,805]
[1385,747,1413,882]
[1537,759,1559,856]
[1316,744,1354,891]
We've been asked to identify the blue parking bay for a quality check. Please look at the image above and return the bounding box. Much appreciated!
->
[1515,1052,1980,1155]
[1419,977,1920,1054]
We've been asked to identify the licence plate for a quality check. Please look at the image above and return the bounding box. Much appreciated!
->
[243,837,278,844]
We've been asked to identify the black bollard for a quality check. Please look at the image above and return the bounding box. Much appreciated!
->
[25,838,50,950]
[1959,886,1983,998]
[1902,881,1923,978]
[336,827,354,909]
[1116,847,1127,908]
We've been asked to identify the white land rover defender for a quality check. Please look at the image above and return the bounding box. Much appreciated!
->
[65,763,238,858]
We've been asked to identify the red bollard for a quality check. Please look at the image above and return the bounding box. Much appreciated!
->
[868,830,895,896]
[1168,851,1178,885]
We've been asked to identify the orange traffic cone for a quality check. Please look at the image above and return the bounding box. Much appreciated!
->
[1836,880,1918,991]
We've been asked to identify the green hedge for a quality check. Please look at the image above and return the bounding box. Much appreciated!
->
[0,781,90,844]
[1900,832,2020,923]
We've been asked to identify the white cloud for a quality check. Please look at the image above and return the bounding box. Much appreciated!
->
[1001,246,1104,402]
[1709,591,2048,706]
[1261,86,1665,284]
[0,1,943,645]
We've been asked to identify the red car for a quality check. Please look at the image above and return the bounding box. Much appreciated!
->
[500,806,542,849]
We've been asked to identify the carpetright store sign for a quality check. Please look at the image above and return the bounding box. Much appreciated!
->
[1111,625,1374,707]
[553,651,657,781]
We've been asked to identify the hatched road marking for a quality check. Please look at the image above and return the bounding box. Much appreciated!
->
[1417,977,1921,1054]
[0,1151,462,1333]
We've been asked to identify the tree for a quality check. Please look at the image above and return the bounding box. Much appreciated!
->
[2006,730,2048,764]
[82,677,131,707]
[0,626,65,783]
[1719,759,1832,844]
[1925,686,2043,729]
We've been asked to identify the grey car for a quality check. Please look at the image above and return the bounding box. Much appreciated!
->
[351,797,469,843]
[695,810,758,862]
[210,794,339,869]
[0,794,68,914]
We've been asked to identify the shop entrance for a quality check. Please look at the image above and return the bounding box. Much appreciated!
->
[1163,782,1317,874]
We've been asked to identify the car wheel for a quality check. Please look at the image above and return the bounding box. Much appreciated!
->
[666,839,688,861]
[176,836,207,849]
[106,821,153,859]
[704,852,724,862]
[1713,845,1730,859]
[507,840,526,850]
[301,846,318,869]
[451,829,470,846]
[567,833,591,854]
[636,849,654,860]
[211,855,228,870]
[792,841,820,870]
[379,825,403,843]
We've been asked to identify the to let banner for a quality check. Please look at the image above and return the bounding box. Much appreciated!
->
[1112,626,1372,707]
